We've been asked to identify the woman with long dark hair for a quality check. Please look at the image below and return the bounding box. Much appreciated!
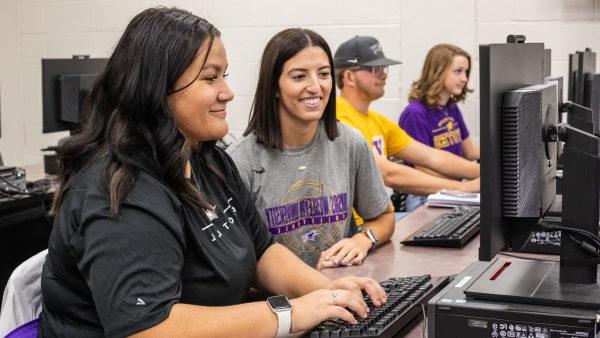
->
[227,29,395,270]
[40,8,387,337]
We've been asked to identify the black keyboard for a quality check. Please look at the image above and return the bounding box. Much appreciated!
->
[306,275,449,338]
[401,206,480,247]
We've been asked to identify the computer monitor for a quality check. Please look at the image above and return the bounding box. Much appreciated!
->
[466,96,600,308]
[563,101,595,135]
[545,76,563,115]
[473,38,600,309]
[479,39,546,261]
[544,76,567,177]
[500,83,557,219]
[558,123,600,286]
[542,48,551,78]
[42,56,107,134]
[584,73,600,123]
[0,80,3,166]
[568,48,595,107]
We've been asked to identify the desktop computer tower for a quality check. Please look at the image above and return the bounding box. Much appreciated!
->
[428,261,600,338]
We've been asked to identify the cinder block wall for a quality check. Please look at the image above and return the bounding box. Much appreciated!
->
[1,0,598,165]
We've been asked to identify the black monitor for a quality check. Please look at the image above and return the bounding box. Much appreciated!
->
[42,56,107,134]
[0,80,2,166]
[584,73,600,122]
[479,38,546,261]
[566,49,600,138]
[568,48,596,107]
[474,37,600,309]
[466,84,600,307]
[563,101,595,135]
[500,83,557,219]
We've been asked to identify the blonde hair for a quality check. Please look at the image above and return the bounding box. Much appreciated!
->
[409,44,473,107]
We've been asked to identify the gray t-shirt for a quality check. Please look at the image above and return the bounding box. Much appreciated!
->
[227,122,389,267]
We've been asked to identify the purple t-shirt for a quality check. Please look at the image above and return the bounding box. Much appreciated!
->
[399,100,470,158]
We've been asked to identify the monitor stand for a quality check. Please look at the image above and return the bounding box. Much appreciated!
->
[464,257,600,309]
[544,193,562,217]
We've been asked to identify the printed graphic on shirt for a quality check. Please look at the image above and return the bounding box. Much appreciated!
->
[432,117,462,149]
[263,179,349,258]
[372,135,385,155]
[201,198,238,242]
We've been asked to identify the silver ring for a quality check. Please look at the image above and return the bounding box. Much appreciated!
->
[331,293,338,306]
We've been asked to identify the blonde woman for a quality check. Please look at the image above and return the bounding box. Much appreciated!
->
[398,44,480,210]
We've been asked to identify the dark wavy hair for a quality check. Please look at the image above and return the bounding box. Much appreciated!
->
[244,28,339,150]
[51,7,220,215]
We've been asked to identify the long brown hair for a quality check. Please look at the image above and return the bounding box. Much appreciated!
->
[244,28,339,150]
[51,7,219,215]
[408,44,473,106]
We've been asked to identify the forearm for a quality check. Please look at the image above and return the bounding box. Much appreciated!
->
[415,165,447,178]
[378,160,470,195]
[462,152,479,161]
[131,302,277,338]
[461,138,480,161]
[357,207,395,243]
[427,148,479,179]
[395,141,479,180]
[256,243,331,298]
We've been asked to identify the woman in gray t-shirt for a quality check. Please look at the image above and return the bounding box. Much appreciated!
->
[227,28,394,269]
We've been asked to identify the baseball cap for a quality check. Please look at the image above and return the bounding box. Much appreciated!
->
[334,36,401,69]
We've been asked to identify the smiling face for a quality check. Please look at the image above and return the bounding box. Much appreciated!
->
[168,37,234,143]
[277,46,332,129]
[442,55,469,97]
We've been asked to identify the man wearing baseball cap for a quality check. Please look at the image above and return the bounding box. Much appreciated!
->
[334,36,480,206]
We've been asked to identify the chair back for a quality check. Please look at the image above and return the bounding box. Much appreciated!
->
[3,319,38,338]
[0,250,47,337]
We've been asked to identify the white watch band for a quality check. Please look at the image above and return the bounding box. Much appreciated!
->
[364,228,379,248]
[274,307,291,337]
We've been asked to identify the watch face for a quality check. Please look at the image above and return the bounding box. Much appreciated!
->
[366,229,378,243]
[268,295,290,310]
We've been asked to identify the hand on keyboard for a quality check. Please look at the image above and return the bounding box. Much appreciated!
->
[289,276,387,334]
[307,275,448,337]
[325,276,387,307]
[289,288,367,333]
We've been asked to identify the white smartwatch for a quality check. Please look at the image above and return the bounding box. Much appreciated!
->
[267,295,292,337]
[363,228,379,249]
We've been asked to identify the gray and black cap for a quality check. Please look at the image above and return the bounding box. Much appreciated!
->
[334,35,401,69]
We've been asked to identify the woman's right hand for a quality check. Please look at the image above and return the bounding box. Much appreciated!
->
[288,288,369,334]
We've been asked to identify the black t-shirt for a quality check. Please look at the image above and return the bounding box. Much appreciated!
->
[39,148,274,338]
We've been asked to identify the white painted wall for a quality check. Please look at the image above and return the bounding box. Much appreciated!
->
[1,0,599,167]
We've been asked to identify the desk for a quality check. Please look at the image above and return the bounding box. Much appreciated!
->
[0,163,53,294]
[321,206,480,337]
